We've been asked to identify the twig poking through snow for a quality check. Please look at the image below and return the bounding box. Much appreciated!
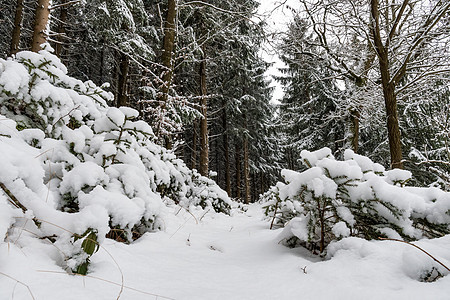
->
[199,209,210,222]
[0,271,35,300]
[379,238,450,272]
[36,271,175,300]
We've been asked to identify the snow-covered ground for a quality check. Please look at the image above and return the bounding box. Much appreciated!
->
[2,204,449,300]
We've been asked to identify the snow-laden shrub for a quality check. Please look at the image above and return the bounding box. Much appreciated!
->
[0,49,231,274]
[262,148,450,254]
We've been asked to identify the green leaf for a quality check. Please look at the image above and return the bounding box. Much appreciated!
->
[76,261,89,275]
[81,231,99,256]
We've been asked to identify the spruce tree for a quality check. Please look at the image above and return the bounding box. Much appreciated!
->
[275,16,345,171]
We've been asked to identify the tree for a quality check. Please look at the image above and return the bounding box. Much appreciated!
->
[59,0,159,111]
[199,48,209,176]
[160,0,177,100]
[54,0,68,57]
[156,0,177,146]
[31,0,50,52]
[262,148,450,254]
[275,16,346,170]
[298,0,450,169]
[10,0,24,56]
[300,0,380,155]
[368,0,450,169]
[401,76,450,188]
[173,0,277,200]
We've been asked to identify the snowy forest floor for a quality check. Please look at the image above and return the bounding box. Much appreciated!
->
[1,204,450,300]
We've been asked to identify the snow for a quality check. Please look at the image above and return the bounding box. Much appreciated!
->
[2,204,450,300]
[332,221,351,237]
[344,149,385,173]
[1,48,449,300]
[0,59,29,95]
[386,168,412,185]
[0,49,232,279]
[263,147,450,254]
[300,148,333,166]
[279,216,311,242]
[59,162,108,197]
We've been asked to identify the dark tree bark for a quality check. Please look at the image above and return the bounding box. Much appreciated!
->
[158,0,176,104]
[55,0,68,58]
[251,172,256,203]
[350,109,360,153]
[10,0,24,56]
[260,173,264,198]
[235,143,241,200]
[191,120,198,170]
[155,0,177,147]
[222,99,231,196]
[370,0,403,169]
[243,114,250,204]
[31,0,50,52]
[116,52,130,107]
[199,53,209,176]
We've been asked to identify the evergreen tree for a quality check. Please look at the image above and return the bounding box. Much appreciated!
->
[402,76,450,189]
[275,16,346,171]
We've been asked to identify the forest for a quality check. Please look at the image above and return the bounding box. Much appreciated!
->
[0,0,449,299]
[1,0,449,199]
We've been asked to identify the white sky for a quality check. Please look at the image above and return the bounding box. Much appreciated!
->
[256,0,298,104]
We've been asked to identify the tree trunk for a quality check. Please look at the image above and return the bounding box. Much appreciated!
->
[214,135,219,179]
[199,53,209,176]
[260,173,264,197]
[222,99,231,196]
[350,109,360,153]
[235,143,241,200]
[319,201,325,253]
[100,46,106,83]
[243,116,250,204]
[382,80,403,169]
[191,120,198,170]
[370,0,403,169]
[116,52,130,107]
[55,0,68,58]
[31,0,51,52]
[159,0,176,104]
[10,0,25,56]
[155,0,177,145]
[351,44,375,154]
[251,172,257,203]
[286,148,295,170]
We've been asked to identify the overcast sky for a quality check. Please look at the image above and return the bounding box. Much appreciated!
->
[256,0,298,104]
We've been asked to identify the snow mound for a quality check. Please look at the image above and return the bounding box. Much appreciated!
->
[0,49,230,274]
[263,147,450,253]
